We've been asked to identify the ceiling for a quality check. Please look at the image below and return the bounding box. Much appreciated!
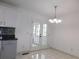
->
[0,0,79,18]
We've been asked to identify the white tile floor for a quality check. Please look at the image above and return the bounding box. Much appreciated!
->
[16,49,79,59]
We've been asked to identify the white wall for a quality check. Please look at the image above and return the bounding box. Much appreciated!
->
[49,11,79,57]
[0,2,48,53]
[16,8,47,53]
[0,2,17,27]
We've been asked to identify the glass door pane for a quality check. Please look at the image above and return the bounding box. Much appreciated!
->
[32,23,40,50]
[41,24,48,49]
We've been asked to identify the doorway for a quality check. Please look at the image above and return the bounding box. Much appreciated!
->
[30,23,48,51]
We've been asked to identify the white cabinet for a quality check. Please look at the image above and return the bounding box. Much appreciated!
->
[0,40,17,59]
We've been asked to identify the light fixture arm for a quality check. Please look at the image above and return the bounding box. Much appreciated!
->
[54,5,57,18]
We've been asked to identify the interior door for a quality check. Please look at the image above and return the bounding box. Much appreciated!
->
[31,23,48,51]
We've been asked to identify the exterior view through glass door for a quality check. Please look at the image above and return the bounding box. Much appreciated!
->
[31,23,48,51]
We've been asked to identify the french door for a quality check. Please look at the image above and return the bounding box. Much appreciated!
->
[31,23,48,51]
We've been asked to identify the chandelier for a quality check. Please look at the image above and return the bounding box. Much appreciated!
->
[49,5,62,24]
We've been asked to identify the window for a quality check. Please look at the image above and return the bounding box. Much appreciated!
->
[43,24,47,36]
[33,23,40,44]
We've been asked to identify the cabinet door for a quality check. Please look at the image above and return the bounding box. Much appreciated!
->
[1,43,17,59]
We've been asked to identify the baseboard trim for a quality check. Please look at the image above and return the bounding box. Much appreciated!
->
[50,47,79,59]
[29,48,50,52]
[17,48,50,55]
